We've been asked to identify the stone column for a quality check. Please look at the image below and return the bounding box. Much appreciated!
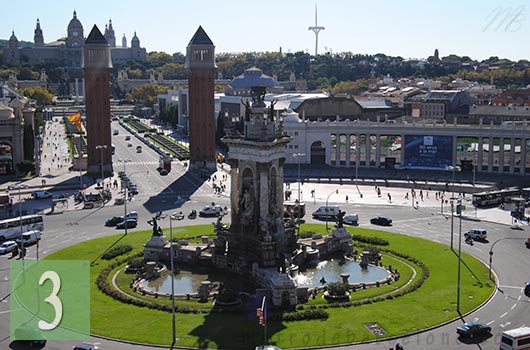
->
[509,138,516,174]
[499,138,505,174]
[375,134,381,168]
[488,137,494,172]
[335,134,340,166]
[521,139,527,176]
[356,134,361,170]
[345,134,351,167]
[477,137,483,173]
[365,135,371,167]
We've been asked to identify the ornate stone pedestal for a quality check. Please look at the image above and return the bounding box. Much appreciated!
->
[144,235,169,261]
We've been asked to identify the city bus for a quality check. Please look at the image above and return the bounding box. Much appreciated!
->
[0,214,44,241]
[500,326,530,350]
[471,188,521,207]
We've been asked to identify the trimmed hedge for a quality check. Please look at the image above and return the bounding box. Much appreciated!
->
[101,244,133,260]
[351,234,389,246]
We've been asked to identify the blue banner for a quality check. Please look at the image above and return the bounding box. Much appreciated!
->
[403,135,453,169]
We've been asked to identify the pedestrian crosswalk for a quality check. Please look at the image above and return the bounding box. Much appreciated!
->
[112,161,159,167]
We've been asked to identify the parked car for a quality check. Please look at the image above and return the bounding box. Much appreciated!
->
[127,143,132,147]
[15,230,41,246]
[464,228,487,241]
[129,184,139,195]
[159,168,169,176]
[343,214,359,225]
[370,216,392,226]
[199,205,226,217]
[73,343,101,350]
[0,240,18,255]
[105,216,125,227]
[14,324,46,347]
[255,346,282,350]
[125,135,131,140]
[116,219,137,229]
[124,211,138,220]
[32,190,53,199]
[456,321,491,338]
[524,237,530,248]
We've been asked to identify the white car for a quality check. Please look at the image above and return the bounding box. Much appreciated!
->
[15,230,41,246]
[0,240,17,255]
[465,228,487,241]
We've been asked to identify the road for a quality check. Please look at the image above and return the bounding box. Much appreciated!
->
[0,118,529,350]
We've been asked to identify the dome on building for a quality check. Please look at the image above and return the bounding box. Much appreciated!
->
[228,67,279,89]
[131,31,140,47]
[9,31,19,46]
[67,10,83,32]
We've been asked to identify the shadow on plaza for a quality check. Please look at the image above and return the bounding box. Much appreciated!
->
[189,294,286,350]
[142,169,208,214]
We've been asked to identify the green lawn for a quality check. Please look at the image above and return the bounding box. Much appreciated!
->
[45,224,494,349]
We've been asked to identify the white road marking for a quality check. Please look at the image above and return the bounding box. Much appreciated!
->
[500,322,512,328]
[487,320,495,325]
[500,312,508,318]
[511,303,517,310]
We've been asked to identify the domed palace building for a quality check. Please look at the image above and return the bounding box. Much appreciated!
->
[3,11,146,67]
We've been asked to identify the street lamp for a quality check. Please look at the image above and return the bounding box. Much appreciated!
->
[456,198,463,314]
[293,152,305,233]
[168,212,180,349]
[446,165,461,199]
[96,145,108,186]
[325,189,339,231]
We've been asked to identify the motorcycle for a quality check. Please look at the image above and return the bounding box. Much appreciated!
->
[465,236,474,245]
[188,210,197,219]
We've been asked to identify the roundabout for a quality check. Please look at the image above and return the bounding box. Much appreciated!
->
[45,223,494,349]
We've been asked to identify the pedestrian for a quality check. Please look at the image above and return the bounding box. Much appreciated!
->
[388,193,392,202]
[416,200,419,209]
[345,195,349,202]
[405,192,409,200]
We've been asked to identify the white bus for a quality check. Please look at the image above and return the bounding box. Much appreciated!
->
[500,326,530,350]
[0,215,44,241]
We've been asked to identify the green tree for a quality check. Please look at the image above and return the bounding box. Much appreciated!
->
[125,84,166,107]
[20,87,54,106]
[146,52,173,67]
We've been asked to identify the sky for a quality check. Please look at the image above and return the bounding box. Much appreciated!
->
[2,0,530,61]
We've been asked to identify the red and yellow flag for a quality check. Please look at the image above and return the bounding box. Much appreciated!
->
[68,111,81,131]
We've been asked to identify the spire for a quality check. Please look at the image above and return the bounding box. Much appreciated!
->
[85,25,107,44]
[188,26,213,45]
[73,10,77,19]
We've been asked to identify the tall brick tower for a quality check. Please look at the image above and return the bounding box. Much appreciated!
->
[82,25,113,176]
[185,26,217,171]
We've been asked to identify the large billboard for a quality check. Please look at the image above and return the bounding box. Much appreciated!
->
[403,135,453,169]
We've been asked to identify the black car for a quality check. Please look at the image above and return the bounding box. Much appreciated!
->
[525,238,530,249]
[116,219,137,229]
[456,322,491,338]
[370,216,392,226]
[525,282,530,298]
[105,216,124,227]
